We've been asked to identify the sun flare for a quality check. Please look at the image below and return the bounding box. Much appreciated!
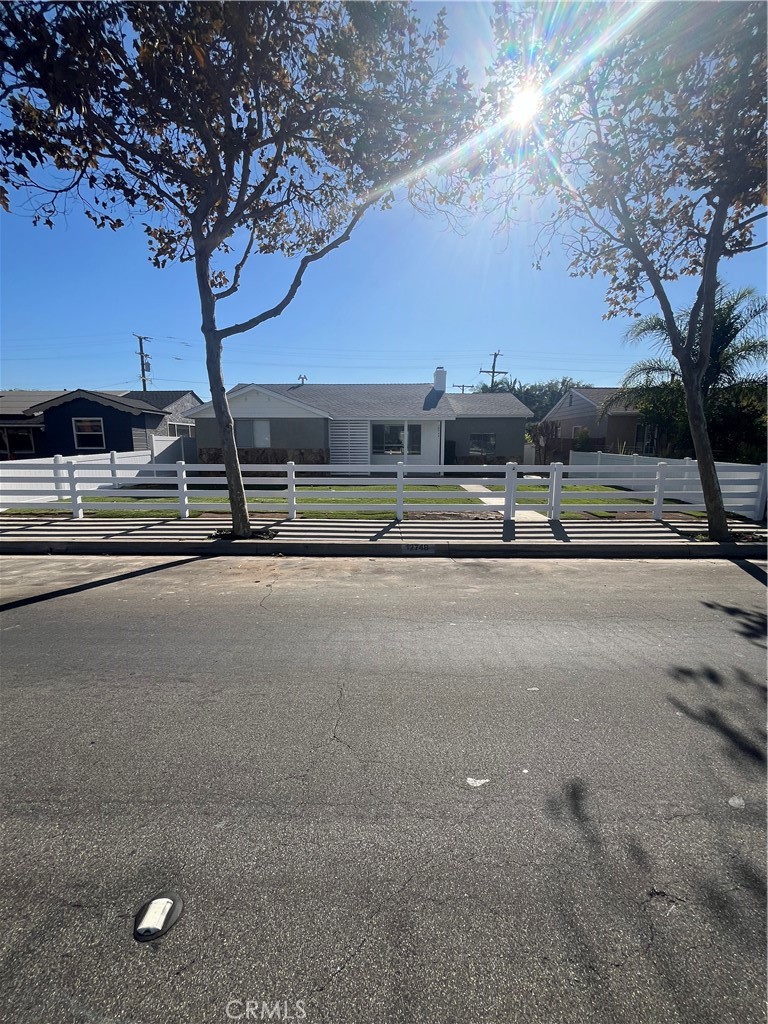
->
[508,85,542,127]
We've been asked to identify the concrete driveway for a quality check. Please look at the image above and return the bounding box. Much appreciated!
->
[1,556,765,1023]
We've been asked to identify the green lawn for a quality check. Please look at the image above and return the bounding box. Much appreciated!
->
[3,483,705,521]
[2,484,482,520]
[486,483,653,505]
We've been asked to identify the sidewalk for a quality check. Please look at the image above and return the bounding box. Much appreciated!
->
[0,515,765,559]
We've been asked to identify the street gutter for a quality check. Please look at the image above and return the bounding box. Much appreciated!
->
[1,538,765,559]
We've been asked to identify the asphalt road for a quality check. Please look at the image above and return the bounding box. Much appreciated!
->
[0,555,765,1024]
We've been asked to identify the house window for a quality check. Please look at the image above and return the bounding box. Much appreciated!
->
[234,418,270,448]
[168,422,195,437]
[571,425,584,438]
[371,423,421,455]
[469,433,496,456]
[72,417,105,450]
[0,427,36,460]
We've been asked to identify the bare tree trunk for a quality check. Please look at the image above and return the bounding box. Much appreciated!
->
[195,251,252,538]
[681,374,730,542]
[204,333,252,538]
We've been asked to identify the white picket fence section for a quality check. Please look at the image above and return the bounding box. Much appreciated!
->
[0,450,153,497]
[1,459,765,521]
[570,451,767,514]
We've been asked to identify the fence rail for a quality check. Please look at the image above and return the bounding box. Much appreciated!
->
[0,459,765,521]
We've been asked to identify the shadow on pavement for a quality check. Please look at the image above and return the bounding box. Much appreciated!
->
[701,600,767,647]
[0,556,208,613]
[729,559,768,587]
[542,772,766,1021]
[667,664,767,768]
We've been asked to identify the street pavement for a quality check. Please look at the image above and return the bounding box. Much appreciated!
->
[0,555,766,1024]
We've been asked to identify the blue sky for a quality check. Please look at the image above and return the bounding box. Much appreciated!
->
[1,3,765,402]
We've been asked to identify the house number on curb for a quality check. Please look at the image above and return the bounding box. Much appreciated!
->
[133,891,184,942]
[401,544,435,555]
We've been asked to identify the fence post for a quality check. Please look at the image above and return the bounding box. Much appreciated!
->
[67,460,83,519]
[653,461,668,520]
[396,461,404,521]
[752,464,767,522]
[503,462,517,521]
[548,462,563,520]
[109,450,118,484]
[53,454,66,496]
[286,461,297,521]
[682,456,693,496]
[176,461,189,520]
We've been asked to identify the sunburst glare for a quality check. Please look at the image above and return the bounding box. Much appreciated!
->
[507,85,542,128]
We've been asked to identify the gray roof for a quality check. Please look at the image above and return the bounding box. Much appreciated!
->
[0,389,198,419]
[242,383,532,420]
[446,392,533,417]
[123,390,201,410]
[23,389,163,416]
[0,391,75,417]
[573,388,637,413]
[0,389,128,419]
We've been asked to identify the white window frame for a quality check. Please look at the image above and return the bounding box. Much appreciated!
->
[168,422,195,437]
[72,416,105,450]
[371,422,421,456]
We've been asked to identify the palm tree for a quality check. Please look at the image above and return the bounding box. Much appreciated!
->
[604,286,766,458]
[615,285,766,397]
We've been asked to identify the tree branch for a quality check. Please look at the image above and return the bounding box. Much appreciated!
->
[723,209,766,238]
[218,201,375,340]
[213,224,257,301]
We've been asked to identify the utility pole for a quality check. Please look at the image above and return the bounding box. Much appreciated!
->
[479,350,509,389]
[133,334,151,391]
[452,384,471,393]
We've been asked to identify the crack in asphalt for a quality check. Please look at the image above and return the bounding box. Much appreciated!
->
[304,800,489,1002]
[306,869,420,1000]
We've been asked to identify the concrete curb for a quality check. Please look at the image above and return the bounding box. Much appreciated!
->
[1,539,765,559]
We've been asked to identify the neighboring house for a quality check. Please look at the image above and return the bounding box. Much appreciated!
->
[0,390,62,461]
[0,389,201,460]
[541,387,656,455]
[188,367,532,466]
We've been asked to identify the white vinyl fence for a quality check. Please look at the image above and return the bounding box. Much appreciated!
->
[0,450,152,497]
[570,451,767,517]
[1,459,766,521]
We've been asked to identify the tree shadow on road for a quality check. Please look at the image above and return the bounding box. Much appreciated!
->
[701,600,766,648]
[542,773,766,1022]
[667,664,766,770]
[0,556,207,613]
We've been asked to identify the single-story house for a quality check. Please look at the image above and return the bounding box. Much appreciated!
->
[188,367,533,466]
[0,389,201,460]
[541,387,657,455]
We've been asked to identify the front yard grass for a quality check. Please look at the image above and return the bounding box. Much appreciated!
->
[485,483,652,505]
[1,484,482,520]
